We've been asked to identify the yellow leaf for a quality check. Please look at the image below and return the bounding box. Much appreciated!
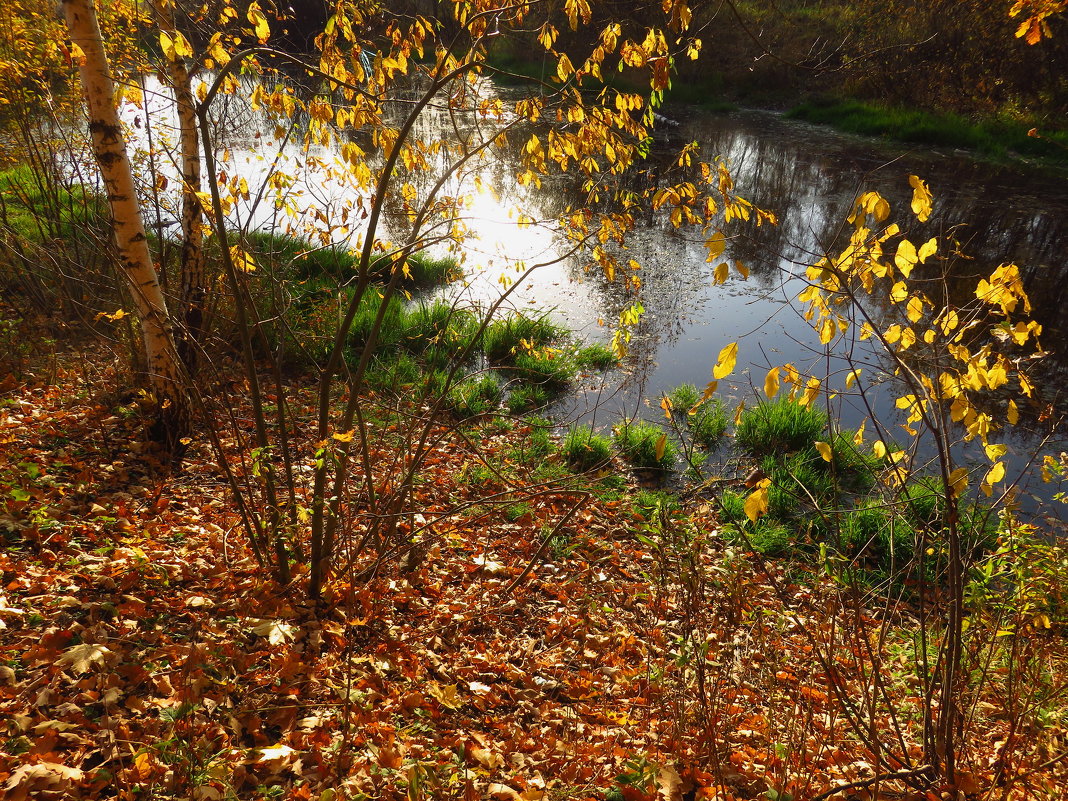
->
[705,231,725,261]
[230,246,257,272]
[699,381,718,404]
[1007,399,1019,425]
[660,395,673,420]
[873,440,887,459]
[173,31,194,59]
[426,682,464,710]
[890,282,908,303]
[909,174,933,222]
[895,240,918,276]
[918,237,938,263]
[1019,373,1033,397]
[713,262,729,285]
[801,376,821,407]
[907,296,924,323]
[845,368,861,390]
[984,461,1006,488]
[712,342,738,379]
[95,308,129,322]
[332,429,355,442]
[815,441,832,462]
[247,2,271,42]
[734,260,749,279]
[818,317,836,345]
[948,466,969,497]
[853,419,866,446]
[744,484,769,522]
[654,434,668,462]
[159,31,176,61]
[985,443,1007,461]
[764,367,780,399]
[556,53,574,82]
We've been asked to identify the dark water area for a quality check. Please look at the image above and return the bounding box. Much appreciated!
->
[466,108,1068,518]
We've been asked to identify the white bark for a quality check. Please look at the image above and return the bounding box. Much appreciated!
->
[152,0,206,371]
[63,0,188,446]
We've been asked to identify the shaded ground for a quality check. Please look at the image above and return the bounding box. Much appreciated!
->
[1,341,1066,801]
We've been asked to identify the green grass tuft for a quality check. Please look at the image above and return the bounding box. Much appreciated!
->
[563,425,613,472]
[483,313,566,363]
[668,384,728,450]
[786,97,1068,167]
[613,419,676,473]
[736,397,827,457]
[574,343,618,371]
[444,374,501,418]
[506,384,551,414]
[509,349,577,391]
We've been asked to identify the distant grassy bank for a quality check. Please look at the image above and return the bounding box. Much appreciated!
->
[786,97,1068,169]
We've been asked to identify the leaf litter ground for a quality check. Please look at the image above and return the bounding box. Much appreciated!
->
[1,347,1066,801]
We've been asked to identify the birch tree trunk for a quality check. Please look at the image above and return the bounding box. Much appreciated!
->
[63,0,189,450]
[152,0,206,373]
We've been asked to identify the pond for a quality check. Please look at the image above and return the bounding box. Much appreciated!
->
[118,78,1068,517]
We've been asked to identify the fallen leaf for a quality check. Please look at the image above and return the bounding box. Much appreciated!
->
[56,643,114,674]
[2,762,84,801]
[250,619,296,645]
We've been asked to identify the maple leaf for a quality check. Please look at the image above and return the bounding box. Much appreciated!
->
[3,763,84,801]
[56,642,114,674]
[427,682,464,710]
[250,619,296,645]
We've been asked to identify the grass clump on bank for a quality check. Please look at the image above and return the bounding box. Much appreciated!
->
[483,313,566,362]
[614,418,677,474]
[563,424,613,472]
[668,383,728,450]
[736,397,827,457]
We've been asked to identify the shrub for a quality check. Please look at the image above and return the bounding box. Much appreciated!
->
[736,397,827,457]
[563,425,613,471]
[614,419,676,473]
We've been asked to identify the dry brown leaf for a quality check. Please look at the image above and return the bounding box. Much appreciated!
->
[56,642,114,674]
[2,762,85,801]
